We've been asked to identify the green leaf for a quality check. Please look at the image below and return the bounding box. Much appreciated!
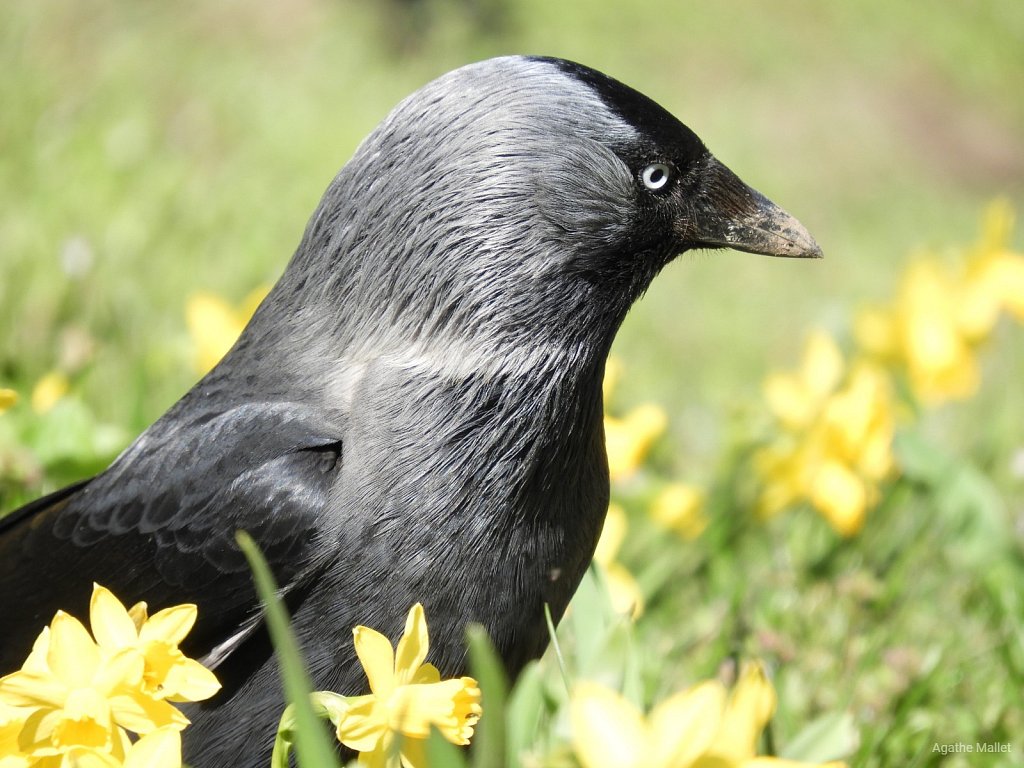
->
[565,565,615,676]
[780,711,860,762]
[893,431,951,484]
[425,728,469,768]
[567,567,642,706]
[505,662,547,767]
[466,624,507,768]
[236,531,342,768]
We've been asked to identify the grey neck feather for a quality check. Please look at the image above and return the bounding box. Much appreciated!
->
[240,57,643,385]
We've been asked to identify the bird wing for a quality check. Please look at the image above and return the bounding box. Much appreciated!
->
[0,399,344,671]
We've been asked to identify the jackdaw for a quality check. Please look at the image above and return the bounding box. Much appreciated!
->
[0,55,820,766]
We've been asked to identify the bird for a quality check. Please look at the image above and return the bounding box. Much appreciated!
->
[0,55,820,766]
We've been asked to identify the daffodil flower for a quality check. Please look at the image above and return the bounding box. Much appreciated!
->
[30,372,68,415]
[571,679,725,768]
[649,483,707,540]
[324,603,481,767]
[593,504,644,618]
[0,585,220,768]
[603,357,668,482]
[88,585,221,704]
[855,202,1024,406]
[963,199,1024,325]
[571,662,847,768]
[764,331,844,432]
[757,333,896,535]
[605,405,668,482]
[60,727,182,768]
[0,611,187,761]
[186,285,269,374]
[0,701,29,768]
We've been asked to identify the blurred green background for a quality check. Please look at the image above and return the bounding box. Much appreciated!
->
[2,0,1023,481]
[2,1,1023,765]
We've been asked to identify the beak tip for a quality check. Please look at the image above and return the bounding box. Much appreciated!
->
[797,237,824,260]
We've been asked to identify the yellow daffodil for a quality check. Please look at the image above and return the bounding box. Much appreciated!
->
[593,504,644,618]
[0,702,29,768]
[603,358,668,482]
[757,333,896,536]
[649,483,707,539]
[30,373,69,414]
[855,259,981,405]
[571,662,846,768]
[0,612,186,761]
[705,662,778,762]
[704,662,847,768]
[0,586,215,768]
[855,201,1023,405]
[763,331,844,432]
[962,199,1024,325]
[0,389,17,415]
[602,357,624,402]
[61,727,182,768]
[605,405,668,482]
[327,603,481,767]
[88,585,221,704]
[185,285,269,374]
[571,679,725,768]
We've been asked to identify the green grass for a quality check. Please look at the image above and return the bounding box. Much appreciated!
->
[1,1,1022,765]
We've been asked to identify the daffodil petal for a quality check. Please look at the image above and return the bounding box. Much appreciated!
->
[127,602,149,633]
[809,462,867,537]
[570,682,648,768]
[139,604,197,647]
[15,707,64,754]
[409,663,441,685]
[90,585,139,649]
[399,735,430,768]
[0,671,65,709]
[122,726,182,768]
[650,483,707,539]
[388,677,481,744]
[93,648,144,696]
[162,657,222,703]
[60,747,122,768]
[602,357,623,401]
[394,604,430,687]
[357,733,395,768]
[186,293,245,375]
[336,694,387,753]
[109,688,190,734]
[31,372,69,414]
[764,373,814,430]
[801,332,844,399]
[354,626,396,696]
[651,680,726,767]
[709,662,777,761]
[22,627,51,675]
[854,306,897,358]
[593,504,627,565]
[47,612,100,688]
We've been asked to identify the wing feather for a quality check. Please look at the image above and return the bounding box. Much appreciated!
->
[0,400,344,672]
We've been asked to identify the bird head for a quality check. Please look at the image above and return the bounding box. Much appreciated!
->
[276,56,820,358]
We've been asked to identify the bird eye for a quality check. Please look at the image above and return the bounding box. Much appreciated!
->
[640,163,672,192]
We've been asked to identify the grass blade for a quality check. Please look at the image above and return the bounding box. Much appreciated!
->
[236,530,341,768]
[466,624,507,768]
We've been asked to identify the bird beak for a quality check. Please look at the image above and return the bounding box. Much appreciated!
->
[680,155,822,259]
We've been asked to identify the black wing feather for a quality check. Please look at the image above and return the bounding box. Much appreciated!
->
[0,399,343,671]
